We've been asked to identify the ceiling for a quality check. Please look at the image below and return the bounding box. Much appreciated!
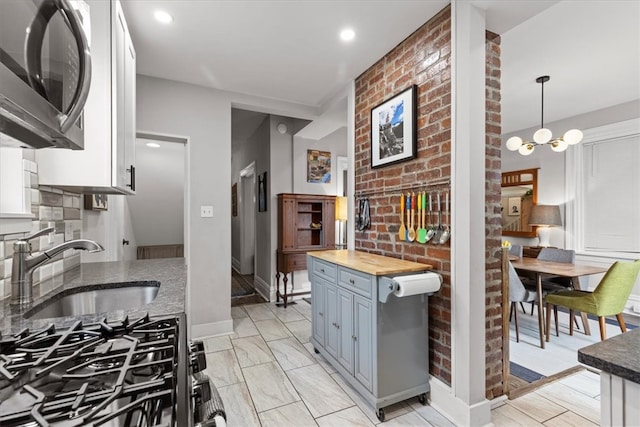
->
[120,0,639,137]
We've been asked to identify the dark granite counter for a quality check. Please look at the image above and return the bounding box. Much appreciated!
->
[578,328,640,384]
[0,258,186,335]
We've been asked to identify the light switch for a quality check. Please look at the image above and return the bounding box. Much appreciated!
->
[200,205,213,218]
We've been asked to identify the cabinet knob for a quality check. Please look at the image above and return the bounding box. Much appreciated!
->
[320,268,325,273]
[319,312,323,316]
[389,283,395,290]
[336,323,340,329]
[352,335,357,341]
[349,279,355,285]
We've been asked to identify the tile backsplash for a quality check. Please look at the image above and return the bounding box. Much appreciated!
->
[0,149,83,299]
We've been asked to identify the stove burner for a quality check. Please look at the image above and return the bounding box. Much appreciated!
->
[0,314,180,426]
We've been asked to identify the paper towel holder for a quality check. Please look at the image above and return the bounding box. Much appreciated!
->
[378,273,442,303]
[378,278,398,303]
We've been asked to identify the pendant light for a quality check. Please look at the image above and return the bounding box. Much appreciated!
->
[506,75,583,155]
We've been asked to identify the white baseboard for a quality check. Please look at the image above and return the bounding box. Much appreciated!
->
[428,377,494,427]
[254,275,271,302]
[190,319,233,339]
[231,257,241,272]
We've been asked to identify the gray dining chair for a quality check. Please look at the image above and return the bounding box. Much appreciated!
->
[509,244,523,258]
[508,260,538,342]
[537,248,577,290]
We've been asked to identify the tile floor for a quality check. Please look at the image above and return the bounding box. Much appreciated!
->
[202,301,601,426]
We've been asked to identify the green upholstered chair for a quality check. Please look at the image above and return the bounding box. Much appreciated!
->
[545,259,640,341]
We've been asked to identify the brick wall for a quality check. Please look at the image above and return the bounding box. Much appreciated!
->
[485,31,504,399]
[353,6,504,397]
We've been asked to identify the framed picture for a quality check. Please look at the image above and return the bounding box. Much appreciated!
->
[258,172,267,212]
[231,183,238,217]
[307,149,331,183]
[370,85,417,168]
[508,197,521,216]
[84,194,108,211]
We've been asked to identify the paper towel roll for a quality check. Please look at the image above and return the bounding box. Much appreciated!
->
[393,272,442,297]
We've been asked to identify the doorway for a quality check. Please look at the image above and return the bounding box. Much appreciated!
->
[231,162,257,299]
[128,134,186,260]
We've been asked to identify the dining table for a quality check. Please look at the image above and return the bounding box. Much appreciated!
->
[511,256,609,348]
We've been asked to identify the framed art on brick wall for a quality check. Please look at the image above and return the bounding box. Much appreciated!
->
[370,85,417,168]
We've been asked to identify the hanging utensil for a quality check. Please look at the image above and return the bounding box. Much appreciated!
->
[407,192,416,242]
[398,193,406,241]
[433,192,443,243]
[439,191,451,244]
[417,192,427,243]
[362,198,371,230]
[405,193,411,241]
[425,192,435,242]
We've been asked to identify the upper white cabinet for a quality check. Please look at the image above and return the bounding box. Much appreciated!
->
[36,0,136,195]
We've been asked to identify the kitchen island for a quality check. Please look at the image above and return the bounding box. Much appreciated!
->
[307,250,439,421]
[578,328,640,425]
[0,258,186,334]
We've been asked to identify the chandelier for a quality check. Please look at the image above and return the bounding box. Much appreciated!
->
[506,75,583,156]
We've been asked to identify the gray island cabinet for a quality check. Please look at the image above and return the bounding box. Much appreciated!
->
[307,250,438,422]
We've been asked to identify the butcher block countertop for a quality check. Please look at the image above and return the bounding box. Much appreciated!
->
[308,250,432,276]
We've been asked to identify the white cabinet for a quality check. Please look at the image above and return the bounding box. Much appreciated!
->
[36,0,136,195]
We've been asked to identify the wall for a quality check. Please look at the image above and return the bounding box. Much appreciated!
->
[136,75,233,338]
[293,127,348,195]
[353,6,503,397]
[252,117,273,296]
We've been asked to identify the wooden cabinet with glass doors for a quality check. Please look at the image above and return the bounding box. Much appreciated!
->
[276,193,335,307]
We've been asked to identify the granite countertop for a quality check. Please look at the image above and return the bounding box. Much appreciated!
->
[308,249,432,276]
[0,258,186,335]
[578,328,640,384]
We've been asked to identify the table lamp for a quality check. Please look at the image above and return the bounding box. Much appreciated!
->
[528,204,562,247]
[335,196,348,249]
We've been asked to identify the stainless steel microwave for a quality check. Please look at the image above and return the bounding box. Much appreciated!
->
[0,0,91,150]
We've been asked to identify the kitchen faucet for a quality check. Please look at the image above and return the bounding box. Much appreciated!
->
[11,227,104,306]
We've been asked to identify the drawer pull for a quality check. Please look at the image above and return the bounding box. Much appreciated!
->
[319,312,323,316]
[349,279,355,284]
[320,268,325,273]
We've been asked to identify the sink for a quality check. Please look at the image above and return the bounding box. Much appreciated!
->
[25,281,160,320]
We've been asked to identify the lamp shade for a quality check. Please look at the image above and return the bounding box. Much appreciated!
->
[528,205,562,227]
[335,196,348,221]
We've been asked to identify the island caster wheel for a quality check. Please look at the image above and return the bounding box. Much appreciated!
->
[314,348,320,354]
[377,408,385,422]
[418,393,427,405]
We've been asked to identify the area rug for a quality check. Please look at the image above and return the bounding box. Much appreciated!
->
[510,361,545,383]
[231,270,255,297]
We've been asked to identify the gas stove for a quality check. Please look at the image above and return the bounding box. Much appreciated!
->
[0,313,225,426]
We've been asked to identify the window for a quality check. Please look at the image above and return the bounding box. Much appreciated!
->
[567,119,640,255]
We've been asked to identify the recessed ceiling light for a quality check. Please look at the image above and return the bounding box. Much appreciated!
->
[146,142,160,148]
[154,10,173,24]
[340,28,355,42]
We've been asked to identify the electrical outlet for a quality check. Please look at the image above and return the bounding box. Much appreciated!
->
[200,206,213,218]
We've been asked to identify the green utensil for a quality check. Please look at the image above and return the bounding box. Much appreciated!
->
[417,191,427,243]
